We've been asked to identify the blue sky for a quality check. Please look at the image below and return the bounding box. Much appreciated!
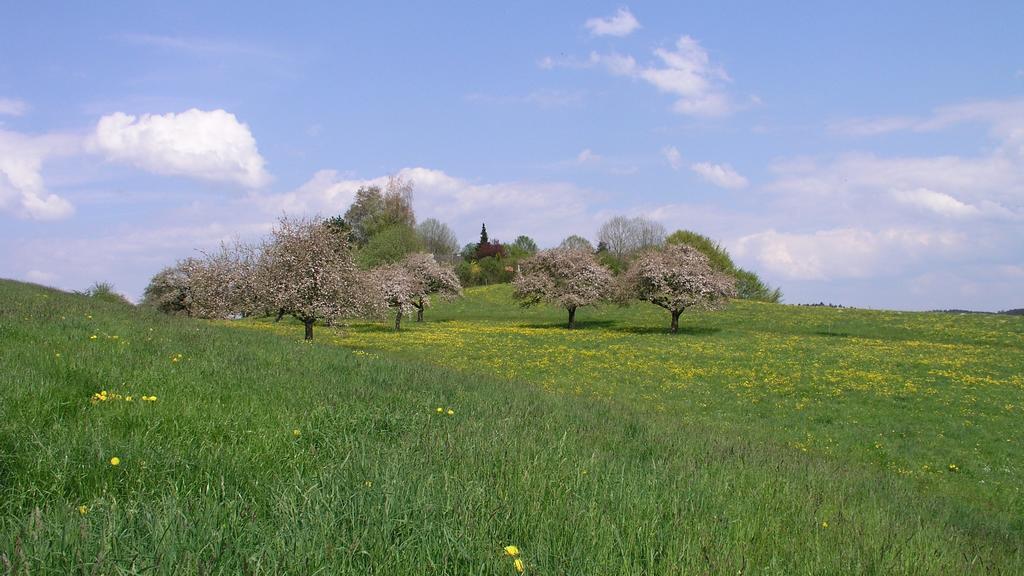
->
[1,1,1022,310]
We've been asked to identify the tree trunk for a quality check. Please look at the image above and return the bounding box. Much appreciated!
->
[670,309,682,334]
[416,299,424,322]
[395,310,403,331]
[275,309,286,322]
[567,306,577,329]
[304,319,314,340]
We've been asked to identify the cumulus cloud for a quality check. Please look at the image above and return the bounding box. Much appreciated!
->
[253,167,590,247]
[588,36,733,116]
[891,188,980,218]
[0,98,28,116]
[662,146,682,170]
[585,8,641,37]
[768,152,1022,218]
[734,228,964,281]
[690,162,748,189]
[90,109,270,188]
[0,130,77,220]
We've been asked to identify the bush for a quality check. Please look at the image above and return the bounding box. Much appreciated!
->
[666,229,782,303]
[80,282,133,306]
[357,224,422,268]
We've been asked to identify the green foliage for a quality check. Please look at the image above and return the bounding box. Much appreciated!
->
[323,215,355,244]
[666,229,783,303]
[2,279,1023,573]
[342,178,416,247]
[478,223,488,246]
[559,234,594,252]
[80,281,132,306]
[456,256,513,286]
[356,224,422,268]
[665,229,736,271]
[508,235,538,258]
[734,268,784,303]
[459,242,478,261]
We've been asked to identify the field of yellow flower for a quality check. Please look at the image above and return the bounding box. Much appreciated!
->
[242,285,1024,517]
[2,279,1022,574]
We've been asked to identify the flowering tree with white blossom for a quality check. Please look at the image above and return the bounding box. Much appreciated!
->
[374,253,461,330]
[251,216,383,340]
[512,248,613,329]
[622,243,735,333]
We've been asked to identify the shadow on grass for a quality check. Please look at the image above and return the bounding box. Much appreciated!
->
[520,320,618,330]
[813,331,852,338]
[611,325,722,336]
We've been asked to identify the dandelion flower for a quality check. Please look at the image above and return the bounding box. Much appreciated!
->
[78,505,88,515]
[89,335,97,340]
[821,521,829,528]
[436,407,443,413]
[948,463,959,472]
[447,409,455,416]
[504,545,520,557]
[514,558,525,573]
[110,457,120,466]
[292,429,301,438]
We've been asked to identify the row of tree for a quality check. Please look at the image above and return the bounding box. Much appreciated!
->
[144,217,736,336]
[143,216,461,339]
[514,243,735,332]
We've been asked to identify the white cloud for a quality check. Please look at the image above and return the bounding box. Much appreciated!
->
[0,98,28,116]
[25,269,57,283]
[891,188,979,218]
[90,109,270,188]
[768,152,1022,213]
[662,146,682,170]
[831,99,1024,156]
[576,148,600,164]
[690,162,748,189]
[734,228,964,281]
[585,8,641,37]
[0,130,77,220]
[589,36,733,117]
[253,167,591,247]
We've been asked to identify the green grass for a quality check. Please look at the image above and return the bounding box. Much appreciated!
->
[2,279,1022,574]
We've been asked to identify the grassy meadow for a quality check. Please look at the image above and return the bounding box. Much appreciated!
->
[2,279,1023,574]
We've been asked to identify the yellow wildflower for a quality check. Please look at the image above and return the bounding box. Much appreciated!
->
[821,521,829,528]
[292,429,301,438]
[110,457,120,466]
[504,545,520,557]
[78,505,88,515]
[436,407,443,413]
[125,396,133,402]
[948,463,959,472]
[447,409,455,416]
[89,335,97,340]
[514,558,525,573]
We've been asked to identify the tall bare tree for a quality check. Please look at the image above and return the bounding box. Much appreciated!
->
[598,216,666,260]
[416,218,460,260]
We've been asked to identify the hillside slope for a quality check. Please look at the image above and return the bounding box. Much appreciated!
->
[2,279,1022,574]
